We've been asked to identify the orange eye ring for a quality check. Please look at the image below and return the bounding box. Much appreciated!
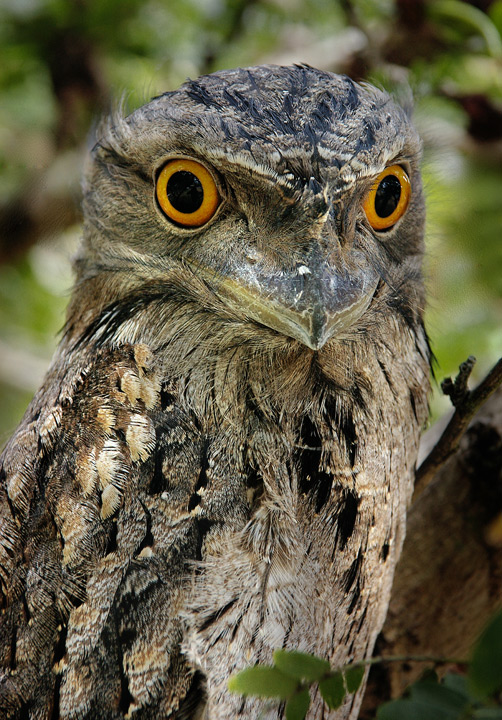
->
[363,165,411,231]
[156,158,220,228]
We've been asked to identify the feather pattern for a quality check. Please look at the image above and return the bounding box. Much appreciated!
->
[0,65,430,719]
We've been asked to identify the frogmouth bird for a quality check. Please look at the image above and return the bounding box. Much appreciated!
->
[0,64,430,719]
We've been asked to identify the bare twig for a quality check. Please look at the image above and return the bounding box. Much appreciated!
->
[440,355,476,407]
[414,356,502,500]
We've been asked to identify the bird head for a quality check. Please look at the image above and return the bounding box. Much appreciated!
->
[71,65,425,360]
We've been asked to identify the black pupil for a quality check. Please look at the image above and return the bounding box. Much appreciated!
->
[166,171,203,214]
[374,175,401,218]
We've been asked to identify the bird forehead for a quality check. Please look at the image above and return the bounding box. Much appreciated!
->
[132,65,415,176]
[97,64,420,205]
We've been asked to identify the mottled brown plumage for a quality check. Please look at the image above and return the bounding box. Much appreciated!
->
[0,65,430,719]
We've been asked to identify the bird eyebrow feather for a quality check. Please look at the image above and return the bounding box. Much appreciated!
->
[199,148,295,188]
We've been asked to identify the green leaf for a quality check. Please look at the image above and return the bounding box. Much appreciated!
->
[441,672,470,699]
[384,698,467,720]
[410,677,468,715]
[377,675,470,720]
[377,698,430,720]
[285,689,311,720]
[273,649,330,682]
[319,672,345,710]
[473,710,502,719]
[228,666,299,699]
[469,609,502,700]
[344,664,365,694]
[377,698,463,720]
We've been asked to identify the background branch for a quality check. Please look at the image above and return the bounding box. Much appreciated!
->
[415,356,502,499]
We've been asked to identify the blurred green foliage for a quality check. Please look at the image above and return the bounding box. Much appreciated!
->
[378,609,502,719]
[0,0,501,445]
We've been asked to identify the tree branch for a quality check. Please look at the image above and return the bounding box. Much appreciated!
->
[414,356,502,500]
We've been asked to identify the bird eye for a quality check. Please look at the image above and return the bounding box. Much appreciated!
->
[363,165,411,231]
[156,159,220,228]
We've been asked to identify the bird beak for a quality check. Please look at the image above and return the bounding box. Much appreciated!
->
[188,246,379,350]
